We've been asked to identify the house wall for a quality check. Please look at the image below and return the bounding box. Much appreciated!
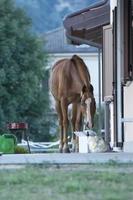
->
[110,0,117,24]
[48,52,99,110]
[103,25,113,98]
[109,0,133,151]
[123,83,133,152]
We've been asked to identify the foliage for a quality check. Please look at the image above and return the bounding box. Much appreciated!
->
[14,145,28,154]
[0,0,51,141]
[0,164,133,200]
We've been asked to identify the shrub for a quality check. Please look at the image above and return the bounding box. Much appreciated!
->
[14,146,28,154]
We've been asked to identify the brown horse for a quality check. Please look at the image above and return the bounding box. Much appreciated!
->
[49,55,96,153]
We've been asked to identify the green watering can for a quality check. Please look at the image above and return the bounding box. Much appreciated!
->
[0,134,17,154]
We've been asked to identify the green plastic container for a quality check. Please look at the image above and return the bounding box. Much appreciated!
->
[0,134,17,154]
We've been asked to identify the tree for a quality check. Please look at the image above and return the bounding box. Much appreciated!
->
[0,0,51,141]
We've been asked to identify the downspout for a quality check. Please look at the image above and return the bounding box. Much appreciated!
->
[117,0,124,148]
[113,7,118,147]
[98,48,102,135]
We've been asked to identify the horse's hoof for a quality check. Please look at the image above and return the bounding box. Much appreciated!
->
[63,147,70,153]
[71,140,76,152]
[72,144,79,153]
[76,148,79,153]
[71,146,76,153]
[59,147,63,153]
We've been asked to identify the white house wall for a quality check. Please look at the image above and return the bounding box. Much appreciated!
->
[124,82,133,152]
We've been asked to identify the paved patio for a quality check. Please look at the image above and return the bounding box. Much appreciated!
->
[0,152,133,165]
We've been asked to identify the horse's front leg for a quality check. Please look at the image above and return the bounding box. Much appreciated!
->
[61,98,70,153]
[75,104,83,152]
[55,101,63,153]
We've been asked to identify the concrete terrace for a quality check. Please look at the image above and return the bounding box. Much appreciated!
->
[0,153,133,165]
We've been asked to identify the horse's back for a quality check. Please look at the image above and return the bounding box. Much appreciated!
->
[50,58,83,100]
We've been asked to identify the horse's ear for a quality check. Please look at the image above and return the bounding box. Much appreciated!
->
[82,85,87,93]
[71,55,83,62]
[71,55,78,61]
[90,84,94,94]
[80,85,86,99]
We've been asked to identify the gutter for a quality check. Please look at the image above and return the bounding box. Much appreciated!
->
[65,32,102,48]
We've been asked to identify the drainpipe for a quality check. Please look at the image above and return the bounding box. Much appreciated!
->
[98,48,102,135]
[116,0,124,148]
[112,7,118,148]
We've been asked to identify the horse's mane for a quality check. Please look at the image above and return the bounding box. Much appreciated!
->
[71,55,91,91]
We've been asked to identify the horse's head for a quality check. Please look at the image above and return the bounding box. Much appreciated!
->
[80,84,96,129]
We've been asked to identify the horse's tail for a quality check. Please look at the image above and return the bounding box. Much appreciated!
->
[71,55,91,90]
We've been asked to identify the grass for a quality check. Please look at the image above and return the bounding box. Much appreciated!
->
[0,163,133,200]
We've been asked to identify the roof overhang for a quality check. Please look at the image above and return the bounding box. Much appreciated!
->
[63,0,110,48]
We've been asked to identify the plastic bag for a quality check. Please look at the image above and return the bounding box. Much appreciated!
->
[88,135,108,152]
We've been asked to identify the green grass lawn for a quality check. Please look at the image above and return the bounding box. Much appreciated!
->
[0,163,133,200]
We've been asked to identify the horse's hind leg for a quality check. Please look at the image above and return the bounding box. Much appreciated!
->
[55,101,63,153]
[71,103,77,152]
[61,98,70,153]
